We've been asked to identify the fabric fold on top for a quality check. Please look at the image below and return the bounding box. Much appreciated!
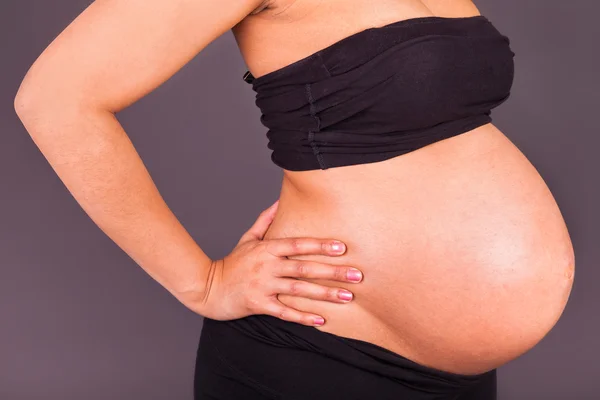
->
[242,15,515,171]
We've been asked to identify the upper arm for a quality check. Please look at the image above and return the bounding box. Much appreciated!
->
[15,0,266,113]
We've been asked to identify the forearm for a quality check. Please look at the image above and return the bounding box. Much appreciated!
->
[15,98,214,308]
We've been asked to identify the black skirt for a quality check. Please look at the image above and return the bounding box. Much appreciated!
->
[194,315,496,400]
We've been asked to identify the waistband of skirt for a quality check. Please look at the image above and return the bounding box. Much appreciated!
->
[203,315,494,392]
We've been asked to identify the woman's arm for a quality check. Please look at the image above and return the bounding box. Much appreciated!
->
[13,0,269,303]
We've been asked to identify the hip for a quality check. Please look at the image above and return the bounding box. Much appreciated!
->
[195,315,498,399]
[262,123,575,375]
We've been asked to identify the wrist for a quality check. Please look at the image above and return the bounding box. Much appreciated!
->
[174,258,222,316]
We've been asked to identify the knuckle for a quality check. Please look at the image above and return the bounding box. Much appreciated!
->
[278,308,288,320]
[334,266,346,281]
[326,287,338,300]
[321,241,328,253]
[257,240,270,252]
[295,262,309,278]
[254,242,268,255]
[250,243,263,256]
[289,280,302,295]
[248,278,259,290]
[289,238,301,252]
[245,296,260,311]
[251,260,265,275]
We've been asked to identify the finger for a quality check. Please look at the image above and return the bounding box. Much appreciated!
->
[239,200,280,243]
[276,259,363,283]
[266,237,347,258]
[261,299,326,327]
[273,278,354,303]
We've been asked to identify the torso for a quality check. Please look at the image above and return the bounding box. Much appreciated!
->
[232,0,575,375]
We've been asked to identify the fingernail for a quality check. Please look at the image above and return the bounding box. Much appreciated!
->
[314,317,325,326]
[331,241,345,253]
[338,290,353,301]
[347,269,362,282]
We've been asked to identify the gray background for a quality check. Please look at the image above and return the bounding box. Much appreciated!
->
[2,1,598,399]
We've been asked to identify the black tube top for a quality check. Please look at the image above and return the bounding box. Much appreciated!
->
[242,15,515,171]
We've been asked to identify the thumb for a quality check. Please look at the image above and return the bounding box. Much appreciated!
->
[239,199,280,244]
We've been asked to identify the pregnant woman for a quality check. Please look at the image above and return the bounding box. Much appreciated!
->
[15,0,575,399]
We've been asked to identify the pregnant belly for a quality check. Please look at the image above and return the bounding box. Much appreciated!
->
[262,123,575,375]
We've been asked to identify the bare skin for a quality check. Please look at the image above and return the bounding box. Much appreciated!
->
[13,0,367,329]
[14,0,575,378]
[236,0,575,375]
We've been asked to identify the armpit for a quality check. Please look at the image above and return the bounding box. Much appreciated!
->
[249,0,273,15]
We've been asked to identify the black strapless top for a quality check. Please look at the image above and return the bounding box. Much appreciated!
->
[242,15,515,171]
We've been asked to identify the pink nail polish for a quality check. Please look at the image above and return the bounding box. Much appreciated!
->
[338,290,353,301]
[331,241,345,252]
[347,269,362,282]
[314,317,325,326]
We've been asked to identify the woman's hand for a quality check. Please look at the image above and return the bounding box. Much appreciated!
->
[196,200,363,326]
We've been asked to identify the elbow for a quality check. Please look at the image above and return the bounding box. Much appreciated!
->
[14,81,98,124]
[14,67,99,121]
[13,81,59,122]
[14,87,37,120]
[14,62,63,119]
[15,62,117,120]
[14,69,48,118]
[13,87,58,143]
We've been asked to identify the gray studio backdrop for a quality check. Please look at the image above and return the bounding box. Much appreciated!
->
[1,1,598,399]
